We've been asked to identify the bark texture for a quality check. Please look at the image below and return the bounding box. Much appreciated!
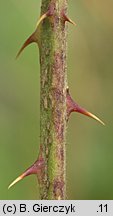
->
[39,0,68,199]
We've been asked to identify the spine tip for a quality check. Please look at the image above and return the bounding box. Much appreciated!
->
[8,158,44,189]
[16,34,36,59]
[66,88,105,125]
[36,13,48,28]
[63,13,76,26]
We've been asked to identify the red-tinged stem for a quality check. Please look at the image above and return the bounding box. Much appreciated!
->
[38,0,68,200]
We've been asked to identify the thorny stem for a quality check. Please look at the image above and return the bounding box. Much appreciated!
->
[8,0,104,200]
[39,0,68,200]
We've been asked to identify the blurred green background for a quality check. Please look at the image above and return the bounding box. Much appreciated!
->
[0,0,113,199]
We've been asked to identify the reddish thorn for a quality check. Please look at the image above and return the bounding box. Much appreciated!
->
[8,158,44,189]
[66,88,105,125]
[16,11,50,59]
[16,33,36,59]
[36,13,48,28]
[63,13,76,26]
[36,5,56,28]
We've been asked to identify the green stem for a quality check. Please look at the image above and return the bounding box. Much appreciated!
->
[38,0,68,199]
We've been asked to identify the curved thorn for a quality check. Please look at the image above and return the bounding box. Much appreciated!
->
[66,89,105,125]
[8,165,36,189]
[8,174,25,190]
[16,12,48,59]
[36,13,48,28]
[63,14,76,26]
[16,33,36,59]
[75,106,105,126]
[66,17,76,26]
[8,158,44,189]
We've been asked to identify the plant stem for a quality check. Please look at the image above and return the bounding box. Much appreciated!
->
[38,0,68,199]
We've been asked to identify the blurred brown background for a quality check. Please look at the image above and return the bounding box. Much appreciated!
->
[0,0,113,199]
